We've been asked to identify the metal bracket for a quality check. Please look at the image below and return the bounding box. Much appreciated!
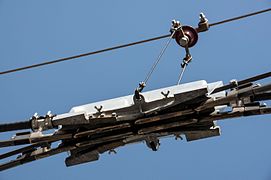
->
[31,111,55,132]
[134,82,146,100]
[196,13,209,32]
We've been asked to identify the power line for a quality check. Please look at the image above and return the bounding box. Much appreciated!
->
[209,8,271,27]
[0,7,270,76]
[0,34,170,75]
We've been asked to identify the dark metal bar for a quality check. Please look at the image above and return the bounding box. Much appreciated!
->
[0,145,74,171]
[0,144,37,160]
[74,123,131,138]
[138,119,197,135]
[0,120,31,132]
[76,132,133,147]
[212,71,271,94]
[0,133,72,148]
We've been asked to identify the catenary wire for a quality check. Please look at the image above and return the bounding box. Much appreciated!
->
[0,34,170,75]
[209,8,271,27]
[0,7,270,76]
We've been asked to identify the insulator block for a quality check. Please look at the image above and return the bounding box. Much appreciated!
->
[175,26,198,48]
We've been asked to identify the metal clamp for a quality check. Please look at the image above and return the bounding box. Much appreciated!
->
[31,111,55,132]
[197,13,209,32]
[134,82,146,100]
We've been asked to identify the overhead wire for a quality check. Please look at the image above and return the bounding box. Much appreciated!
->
[0,34,170,75]
[209,8,271,27]
[0,7,270,76]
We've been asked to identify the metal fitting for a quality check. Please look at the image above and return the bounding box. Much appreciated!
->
[94,106,103,113]
[197,12,209,32]
[181,54,192,67]
[171,19,181,29]
[229,79,238,90]
[161,90,170,98]
[134,82,146,100]
[138,82,146,92]
[174,25,198,48]
[31,112,54,132]
[179,36,189,47]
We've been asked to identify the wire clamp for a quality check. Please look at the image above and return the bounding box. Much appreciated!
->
[197,12,209,32]
[134,82,146,100]
[31,111,55,132]
[182,52,192,67]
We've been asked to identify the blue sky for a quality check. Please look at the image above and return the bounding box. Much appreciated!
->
[0,1,271,180]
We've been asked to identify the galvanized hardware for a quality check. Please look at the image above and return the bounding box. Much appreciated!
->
[30,112,54,132]
[177,49,192,85]
[1,72,271,171]
[229,79,238,89]
[171,19,181,30]
[134,82,146,100]
[197,12,209,32]
[139,82,146,92]
[31,146,50,156]
[182,53,192,67]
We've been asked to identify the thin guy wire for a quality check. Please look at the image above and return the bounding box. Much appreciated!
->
[177,64,187,85]
[0,7,270,76]
[143,31,176,84]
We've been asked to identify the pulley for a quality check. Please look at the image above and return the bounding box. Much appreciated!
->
[174,26,198,48]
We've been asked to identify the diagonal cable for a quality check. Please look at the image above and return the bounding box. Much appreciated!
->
[0,7,270,76]
[143,31,176,84]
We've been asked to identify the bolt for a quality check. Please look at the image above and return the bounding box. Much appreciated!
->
[199,13,207,22]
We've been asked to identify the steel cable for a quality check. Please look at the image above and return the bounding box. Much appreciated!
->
[209,8,271,27]
[143,31,176,84]
[0,7,270,76]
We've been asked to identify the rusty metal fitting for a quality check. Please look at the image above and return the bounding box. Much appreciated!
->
[197,12,209,32]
